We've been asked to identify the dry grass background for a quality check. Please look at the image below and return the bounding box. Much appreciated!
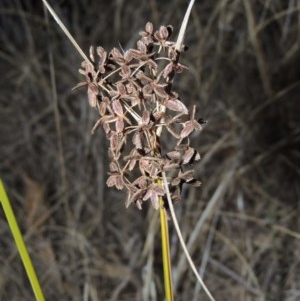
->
[0,0,300,300]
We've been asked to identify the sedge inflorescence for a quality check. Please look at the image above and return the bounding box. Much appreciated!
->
[76,22,203,210]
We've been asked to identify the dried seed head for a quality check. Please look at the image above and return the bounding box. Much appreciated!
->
[76,23,204,210]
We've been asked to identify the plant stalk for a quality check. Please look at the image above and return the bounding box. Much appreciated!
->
[159,196,174,301]
[0,180,46,301]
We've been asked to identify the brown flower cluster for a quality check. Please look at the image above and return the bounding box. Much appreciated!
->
[76,22,203,210]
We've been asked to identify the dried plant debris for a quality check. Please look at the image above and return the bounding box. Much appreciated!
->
[76,22,203,210]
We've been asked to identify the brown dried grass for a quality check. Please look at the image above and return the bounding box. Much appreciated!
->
[0,1,299,300]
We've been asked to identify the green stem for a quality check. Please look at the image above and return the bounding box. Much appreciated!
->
[0,179,46,301]
[160,197,174,301]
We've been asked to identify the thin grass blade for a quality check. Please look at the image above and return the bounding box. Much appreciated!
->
[0,180,46,301]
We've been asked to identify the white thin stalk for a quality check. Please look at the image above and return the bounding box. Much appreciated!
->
[175,0,196,51]
[41,0,91,64]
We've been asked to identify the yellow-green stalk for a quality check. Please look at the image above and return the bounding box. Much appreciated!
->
[159,196,174,301]
[0,180,46,301]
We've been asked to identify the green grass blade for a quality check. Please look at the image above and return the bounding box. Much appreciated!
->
[0,179,46,301]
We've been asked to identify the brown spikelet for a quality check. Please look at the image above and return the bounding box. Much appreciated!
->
[76,22,205,209]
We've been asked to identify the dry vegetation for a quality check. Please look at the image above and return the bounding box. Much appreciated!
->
[0,1,300,300]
